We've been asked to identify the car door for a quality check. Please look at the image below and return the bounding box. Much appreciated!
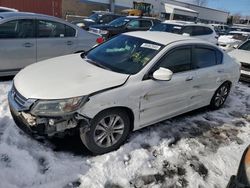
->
[0,19,36,72]
[36,19,77,62]
[139,46,198,126]
[190,45,225,107]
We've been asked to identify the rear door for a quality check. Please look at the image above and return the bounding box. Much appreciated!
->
[0,19,36,72]
[36,19,77,62]
[190,45,225,106]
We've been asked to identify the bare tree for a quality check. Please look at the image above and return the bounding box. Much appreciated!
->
[192,0,207,6]
[232,13,242,24]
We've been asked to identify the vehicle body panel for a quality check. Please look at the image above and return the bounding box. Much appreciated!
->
[14,54,129,99]
[0,12,99,76]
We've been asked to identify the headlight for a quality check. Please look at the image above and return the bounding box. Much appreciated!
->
[31,96,86,116]
[100,30,109,35]
[77,23,85,28]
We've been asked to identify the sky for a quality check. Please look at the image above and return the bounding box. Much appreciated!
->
[180,0,250,16]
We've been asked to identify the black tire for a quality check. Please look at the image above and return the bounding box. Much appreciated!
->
[210,82,231,109]
[80,109,131,155]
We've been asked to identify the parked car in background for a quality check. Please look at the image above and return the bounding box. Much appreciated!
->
[218,31,250,51]
[0,6,18,13]
[229,39,250,82]
[72,11,121,30]
[210,24,229,36]
[9,31,240,154]
[150,20,218,45]
[89,16,161,40]
[0,12,99,76]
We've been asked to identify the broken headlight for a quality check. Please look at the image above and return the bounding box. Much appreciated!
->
[31,96,87,116]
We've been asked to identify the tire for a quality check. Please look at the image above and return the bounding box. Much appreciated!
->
[210,82,231,109]
[80,109,131,155]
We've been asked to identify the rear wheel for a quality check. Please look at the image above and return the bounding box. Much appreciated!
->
[210,82,231,109]
[80,109,131,155]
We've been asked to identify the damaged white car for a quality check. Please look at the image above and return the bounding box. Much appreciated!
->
[8,31,240,154]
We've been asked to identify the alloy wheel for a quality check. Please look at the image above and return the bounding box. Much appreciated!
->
[93,115,125,148]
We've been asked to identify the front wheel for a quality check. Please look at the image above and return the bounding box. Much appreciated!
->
[210,82,231,109]
[80,109,131,155]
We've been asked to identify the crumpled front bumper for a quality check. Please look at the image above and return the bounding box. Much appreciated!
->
[8,88,88,137]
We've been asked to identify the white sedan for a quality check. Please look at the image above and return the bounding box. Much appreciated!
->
[229,39,250,82]
[8,31,240,154]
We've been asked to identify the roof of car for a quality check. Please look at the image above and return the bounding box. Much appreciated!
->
[0,11,60,20]
[124,31,203,45]
[162,20,214,29]
[0,6,18,12]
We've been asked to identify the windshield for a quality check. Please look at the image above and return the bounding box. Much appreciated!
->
[150,23,183,34]
[88,13,101,22]
[108,17,131,27]
[239,40,250,51]
[85,35,163,75]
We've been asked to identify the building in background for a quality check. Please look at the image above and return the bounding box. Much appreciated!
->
[0,0,62,17]
[0,0,229,24]
[68,0,229,24]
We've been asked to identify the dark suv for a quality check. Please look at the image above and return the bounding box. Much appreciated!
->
[72,11,121,30]
[89,16,161,40]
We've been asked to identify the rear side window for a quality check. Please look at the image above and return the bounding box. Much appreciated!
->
[180,26,192,35]
[193,26,204,36]
[159,48,191,73]
[203,27,213,35]
[140,20,152,28]
[65,25,76,37]
[193,47,217,69]
[37,20,76,38]
[0,19,35,38]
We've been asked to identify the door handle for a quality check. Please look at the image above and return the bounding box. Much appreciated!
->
[66,41,73,45]
[23,42,34,48]
[185,76,193,81]
[217,69,225,73]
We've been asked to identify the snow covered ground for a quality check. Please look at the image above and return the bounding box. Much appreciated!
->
[0,80,250,188]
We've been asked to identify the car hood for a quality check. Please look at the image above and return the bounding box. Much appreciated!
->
[14,54,129,100]
[228,49,250,64]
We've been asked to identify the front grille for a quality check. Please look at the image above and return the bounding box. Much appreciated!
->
[241,62,250,72]
[12,86,27,107]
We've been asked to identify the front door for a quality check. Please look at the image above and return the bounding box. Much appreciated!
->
[0,19,36,72]
[139,47,197,126]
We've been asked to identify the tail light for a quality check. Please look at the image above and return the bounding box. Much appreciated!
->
[96,37,104,44]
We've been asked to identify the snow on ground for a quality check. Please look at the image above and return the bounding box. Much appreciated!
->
[0,80,250,188]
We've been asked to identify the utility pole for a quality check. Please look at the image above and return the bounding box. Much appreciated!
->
[110,0,115,12]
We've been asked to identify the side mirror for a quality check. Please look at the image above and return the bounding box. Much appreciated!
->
[233,44,239,49]
[182,33,190,37]
[152,67,173,81]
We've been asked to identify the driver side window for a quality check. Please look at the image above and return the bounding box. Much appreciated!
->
[158,47,192,73]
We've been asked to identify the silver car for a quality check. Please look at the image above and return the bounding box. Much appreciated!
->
[0,12,99,76]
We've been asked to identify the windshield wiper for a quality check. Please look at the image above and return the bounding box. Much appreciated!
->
[85,58,111,71]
